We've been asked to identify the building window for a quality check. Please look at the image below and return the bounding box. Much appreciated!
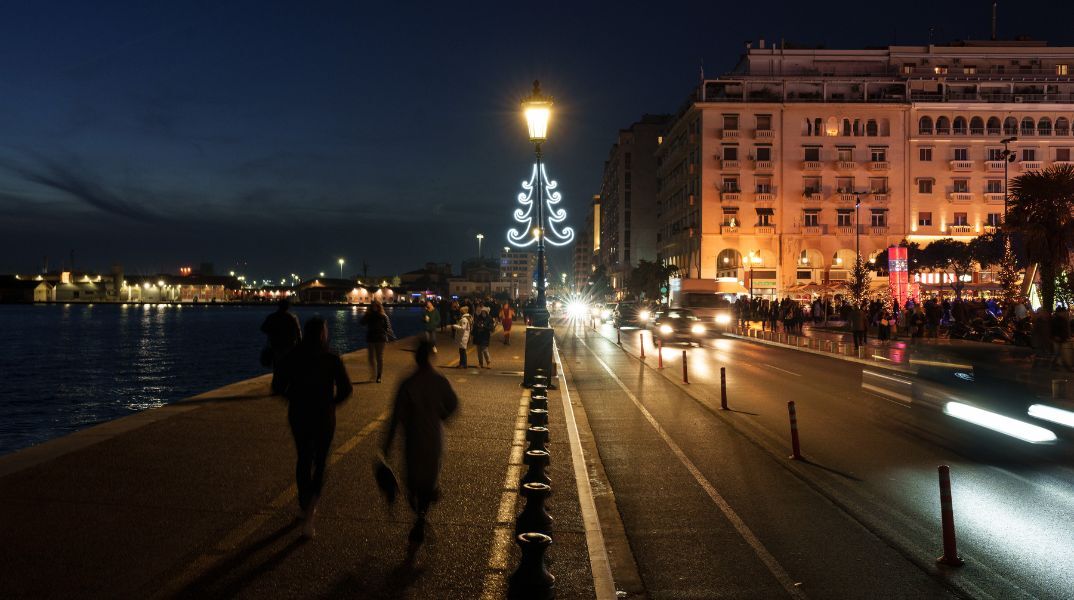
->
[987,213,1002,226]
[1022,148,1037,161]
[919,147,933,161]
[1058,148,1071,161]
[757,211,773,226]
[918,212,933,226]
[722,211,737,226]
[804,211,819,227]
[871,211,886,227]
[870,178,888,193]
[836,177,855,193]
[723,146,738,160]
[902,63,915,75]
[987,148,1004,161]
[837,212,852,227]
[723,115,739,130]
[918,179,934,194]
[722,177,739,192]
[803,177,821,194]
[934,65,948,75]
[804,147,821,161]
[1059,64,1070,76]
[953,179,969,193]
[756,177,772,193]
[870,148,886,162]
[756,114,772,130]
[954,147,969,161]
[755,146,771,161]
[986,179,1003,193]
[953,212,968,226]
[837,147,854,162]
[963,66,977,75]
[919,117,933,135]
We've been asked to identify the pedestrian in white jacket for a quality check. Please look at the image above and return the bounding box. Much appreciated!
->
[452,306,473,368]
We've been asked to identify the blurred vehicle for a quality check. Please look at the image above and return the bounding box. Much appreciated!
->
[612,302,644,328]
[642,308,665,330]
[653,309,707,345]
[667,278,740,330]
[597,302,616,322]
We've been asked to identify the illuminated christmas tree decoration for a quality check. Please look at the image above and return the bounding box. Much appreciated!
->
[507,162,574,248]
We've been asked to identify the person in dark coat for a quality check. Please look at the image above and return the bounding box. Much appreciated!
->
[381,341,459,546]
[362,300,393,383]
[261,299,301,370]
[473,306,494,368]
[271,316,353,539]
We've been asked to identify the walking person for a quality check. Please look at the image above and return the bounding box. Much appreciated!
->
[380,341,459,547]
[362,300,394,383]
[452,306,473,367]
[271,317,353,539]
[473,306,494,369]
[500,302,514,345]
[261,298,301,375]
[423,300,440,353]
[849,302,867,350]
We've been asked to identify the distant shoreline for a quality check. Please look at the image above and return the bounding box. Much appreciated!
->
[0,301,423,308]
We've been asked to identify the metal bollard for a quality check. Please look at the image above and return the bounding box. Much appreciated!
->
[526,426,549,453]
[515,482,553,536]
[520,449,551,487]
[936,465,964,566]
[1053,379,1068,400]
[507,532,555,600]
[682,350,689,384]
[657,339,664,368]
[857,346,866,359]
[640,333,646,359]
[787,401,802,460]
[528,408,549,427]
[720,367,728,410]
[529,394,548,411]
[617,327,621,345]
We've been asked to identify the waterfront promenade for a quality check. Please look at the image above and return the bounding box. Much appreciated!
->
[0,328,597,599]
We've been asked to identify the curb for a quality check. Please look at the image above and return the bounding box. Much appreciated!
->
[724,332,915,373]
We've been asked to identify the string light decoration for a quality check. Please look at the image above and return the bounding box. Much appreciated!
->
[507,162,574,248]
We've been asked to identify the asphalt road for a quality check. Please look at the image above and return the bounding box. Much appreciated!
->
[559,318,1074,599]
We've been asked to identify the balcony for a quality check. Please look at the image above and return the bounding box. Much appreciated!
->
[755,225,776,235]
[1021,160,1043,170]
[755,129,774,139]
[802,160,823,171]
[1055,160,1074,168]
[836,161,857,170]
[948,225,973,235]
[985,160,1006,172]
[984,192,1005,204]
[802,225,823,235]
[721,225,740,234]
[722,129,740,140]
[870,192,890,203]
[949,192,973,202]
[754,192,775,202]
[721,159,741,169]
[949,160,975,171]
[983,225,998,234]
[836,225,856,236]
[754,160,773,170]
[867,161,890,171]
[720,191,741,202]
[836,193,859,204]
[870,225,889,235]
[803,192,824,204]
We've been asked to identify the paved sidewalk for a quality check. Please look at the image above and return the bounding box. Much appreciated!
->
[0,328,596,599]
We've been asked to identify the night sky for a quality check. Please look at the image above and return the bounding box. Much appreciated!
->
[0,1,1069,281]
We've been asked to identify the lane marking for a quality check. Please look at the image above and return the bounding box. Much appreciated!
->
[578,336,807,599]
[764,363,801,377]
[554,343,618,600]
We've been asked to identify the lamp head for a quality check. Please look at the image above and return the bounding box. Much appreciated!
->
[522,80,552,143]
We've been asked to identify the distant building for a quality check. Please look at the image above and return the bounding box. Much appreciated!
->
[500,249,535,300]
[0,276,52,303]
[599,115,670,296]
[399,262,453,296]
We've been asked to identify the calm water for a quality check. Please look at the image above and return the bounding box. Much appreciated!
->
[0,303,424,455]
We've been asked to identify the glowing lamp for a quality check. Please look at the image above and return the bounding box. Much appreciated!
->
[522,80,552,143]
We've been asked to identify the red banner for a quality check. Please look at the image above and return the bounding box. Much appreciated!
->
[888,246,909,307]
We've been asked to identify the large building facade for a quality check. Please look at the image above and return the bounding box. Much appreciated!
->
[658,40,1074,296]
[600,115,669,293]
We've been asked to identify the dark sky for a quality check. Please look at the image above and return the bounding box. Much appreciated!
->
[0,0,1069,281]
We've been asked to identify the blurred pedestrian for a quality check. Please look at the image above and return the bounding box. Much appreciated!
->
[261,298,301,376]
[500,302,514,345]
[452,306,472,367]
[362,300,394,383]
[271,316,353,539]
[423,300,440,353]
[473,306,494,369]
[381,341,459,547]
[849,302,866,350]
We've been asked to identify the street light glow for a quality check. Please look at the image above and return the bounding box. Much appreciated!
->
[522,80,552,142]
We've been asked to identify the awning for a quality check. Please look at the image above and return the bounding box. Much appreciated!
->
[755,207,774,215]
[871,208,889,213]
[713,280,750,295]
[722,206,739,212]
[836,208,854,214]
[803,208,821,213]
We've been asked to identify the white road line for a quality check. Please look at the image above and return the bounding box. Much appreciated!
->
[554,344,618,600]
[764,363,801,377]
[579,336,807,599]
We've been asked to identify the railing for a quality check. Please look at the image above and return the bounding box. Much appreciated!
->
[1021,160,1043,170]
[1054,160,1074,167]
[754,160,773,170]
[948,225,973,234]
[755,129,774,139]
[803,225,823,235]
[754,192,775,202]
[985,160,1005,171]
[755,225,776,235]
[721,225,740,234]
[983,225,998,234]
[836,225,856,236]
[870,226,889,235]
[949,192,974,202]
[985,192,1005,204]
[802,161,823,170]
[868,161,890,171]
[720,191,741,202]
[803,192,824,203]
[950,160,975,171]
[870,193,890,203]
[836,193,859,203]
[721,159,741,169]
[722,129,739,139]
[836,161,857,170]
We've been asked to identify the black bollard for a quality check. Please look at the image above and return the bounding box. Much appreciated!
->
[520,449,551,487]
[515,482,553,536]
[507,532,555,600]
[528,408,549,427]
[526,426,549,453]
[529,393,548,411]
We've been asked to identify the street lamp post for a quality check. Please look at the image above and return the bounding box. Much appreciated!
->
[338,258,345,279]
[522,80,553,327]
[1001,136,1018,223]
[476,233,484,259]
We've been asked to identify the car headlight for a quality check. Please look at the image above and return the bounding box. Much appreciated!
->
[714,314,732,325]
[601,310,612,319]
[691,323,706,335]
[639,309,651,321]
[566,301,589,319]
[659,324,673,335]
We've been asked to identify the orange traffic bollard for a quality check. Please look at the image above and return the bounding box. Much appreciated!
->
[682,350,689,384]
[657,339,663,368]
[720,367,728,410]
[640,333,645,359]
[936,465,964,566]
[787,401,802,460]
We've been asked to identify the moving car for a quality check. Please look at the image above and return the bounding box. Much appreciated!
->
[653,309,707,345]
[667,278,741,330]
[612,302,644,328]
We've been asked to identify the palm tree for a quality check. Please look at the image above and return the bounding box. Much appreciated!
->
[1007,164,1074,311]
